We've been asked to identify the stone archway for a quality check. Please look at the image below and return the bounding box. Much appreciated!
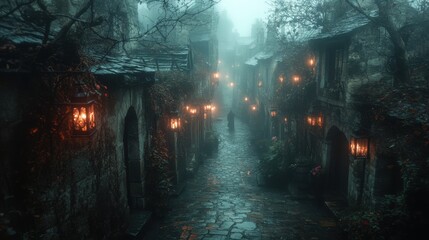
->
[124,107,144,210]
[325,126,349,198]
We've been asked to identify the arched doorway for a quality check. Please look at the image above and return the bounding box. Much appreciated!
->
[326,126,349,198]
[123,107,143,210]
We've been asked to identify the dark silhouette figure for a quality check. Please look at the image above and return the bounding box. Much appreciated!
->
[227,110,235,130]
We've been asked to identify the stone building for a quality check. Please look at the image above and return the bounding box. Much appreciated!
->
[0,0,218,239]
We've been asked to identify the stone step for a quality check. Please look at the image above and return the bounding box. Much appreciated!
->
[126,210,152,239]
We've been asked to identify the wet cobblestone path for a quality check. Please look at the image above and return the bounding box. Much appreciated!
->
[142,88,341,240]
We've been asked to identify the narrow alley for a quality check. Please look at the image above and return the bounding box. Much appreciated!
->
[142,84,341,239]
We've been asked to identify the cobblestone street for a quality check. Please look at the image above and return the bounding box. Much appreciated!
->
[142,88,342,240]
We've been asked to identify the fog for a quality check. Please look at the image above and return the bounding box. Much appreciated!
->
[217,0,270,37]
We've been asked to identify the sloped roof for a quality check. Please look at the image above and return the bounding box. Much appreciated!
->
[245,51,274,66]
[0,17,54,44]
[308,10,377,41]
[133,48,192,72]
[90,55,155,75]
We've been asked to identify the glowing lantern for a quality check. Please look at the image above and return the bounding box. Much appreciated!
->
[308,58,315,67]
[251,105,257,111]
[258,81,263,87]
[270,108,278,118]
[279,75,284,83]
[292,75,301,83]
[244,97,249,102]
[189,107,198,116]
[169,111,181,131]
[229,82,235,87]
[306,114,323,128]
[204,103,212,113]
[350,137,369,159]
[71,87,96,137]
[284,117,288,123]
[213,72,220,79]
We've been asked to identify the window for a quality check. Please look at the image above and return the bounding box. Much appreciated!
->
[319,44,346,100]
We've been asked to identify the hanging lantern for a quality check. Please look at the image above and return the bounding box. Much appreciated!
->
[71,86,96,137]
[251,105,257,111]
[284,116,288,124]
[244,97,249,102]
[350,136,369,159]
[213,72,220,79]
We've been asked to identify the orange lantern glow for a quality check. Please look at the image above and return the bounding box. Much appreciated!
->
[307,114,323,128]
[213,72,220,79]
[71,87,96,137]
[204,103,212,113]
[279,75,284,83]
[350,137,369,159]
[251,105,257,111]
[292,75,301,83]
[270,108,278,118]
[169,111,181,131]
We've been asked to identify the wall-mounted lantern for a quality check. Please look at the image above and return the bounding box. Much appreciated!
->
[71,86,96,137]
[169,111,181,131]
[306,114,323,128]
[350,136,369,159]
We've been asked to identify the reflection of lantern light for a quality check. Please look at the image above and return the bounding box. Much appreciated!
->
[350,137,369,159]
[71,86,96,137]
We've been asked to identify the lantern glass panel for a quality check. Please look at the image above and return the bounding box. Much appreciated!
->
[350,137,369,158]
[72,100,96,136]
